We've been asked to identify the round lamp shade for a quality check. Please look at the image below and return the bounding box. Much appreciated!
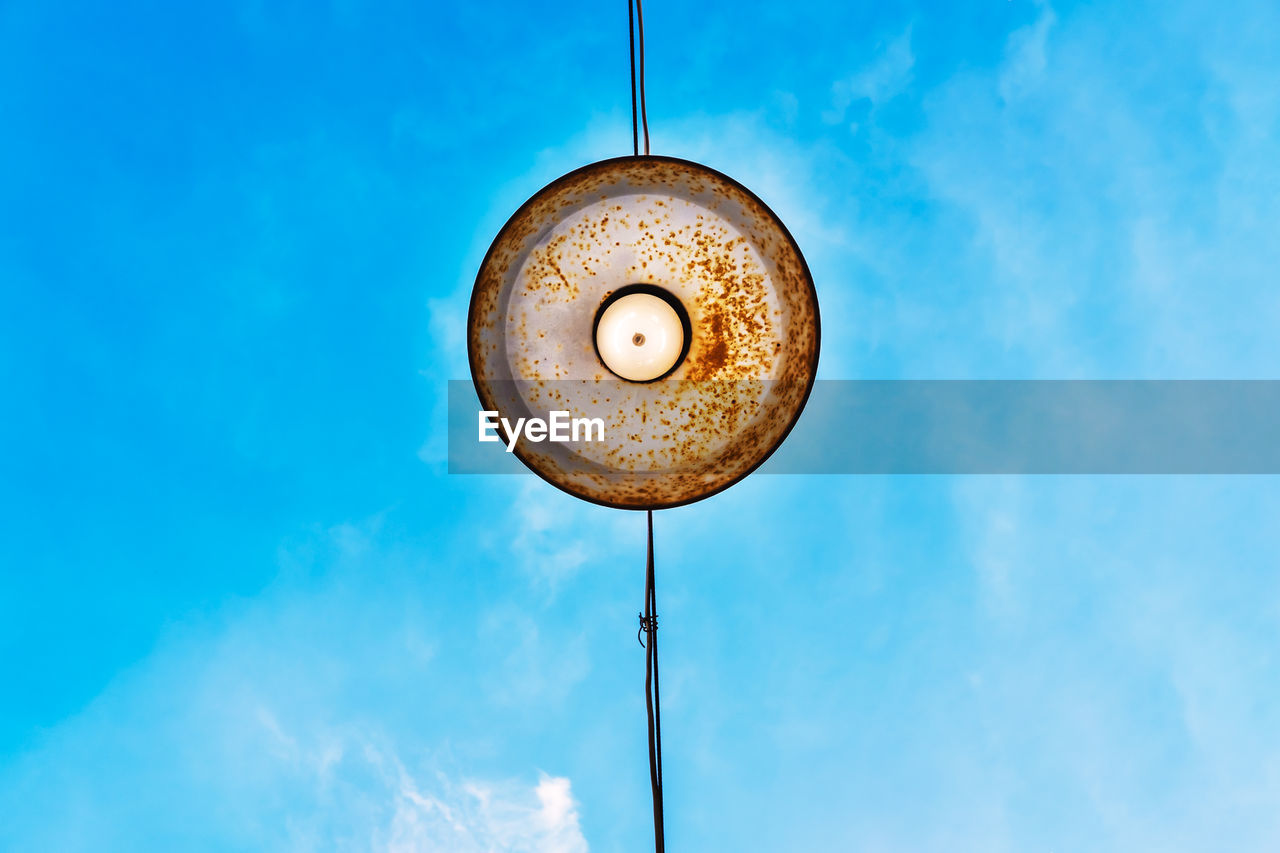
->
[468,155,820,509]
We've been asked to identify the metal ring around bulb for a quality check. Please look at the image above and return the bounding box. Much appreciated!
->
[591,284,693,383]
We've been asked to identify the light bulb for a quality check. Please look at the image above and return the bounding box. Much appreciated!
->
[595,292,685,381]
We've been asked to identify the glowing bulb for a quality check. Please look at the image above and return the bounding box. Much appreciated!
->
[595,292,685,381]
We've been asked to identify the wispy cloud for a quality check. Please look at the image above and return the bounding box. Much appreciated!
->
[910,0,1280,377]
[383,770,587,853]
[823,27,916,126]
[0,519,591,851]
[998,4,1056,102]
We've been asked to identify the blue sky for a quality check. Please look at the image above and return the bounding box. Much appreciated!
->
[2,0,1280,850]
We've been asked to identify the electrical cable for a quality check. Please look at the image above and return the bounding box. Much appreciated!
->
[640,510,665,852]
[628,0,650,156]
[630,4,661,848]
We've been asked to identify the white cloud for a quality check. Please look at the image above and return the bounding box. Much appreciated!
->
[0,518,592,852]
[999,4,1057,102]
[382,767,588,853]
[824,27,916,125]
[508,478,634,598]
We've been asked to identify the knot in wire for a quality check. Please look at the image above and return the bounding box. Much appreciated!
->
[637,612,657,647]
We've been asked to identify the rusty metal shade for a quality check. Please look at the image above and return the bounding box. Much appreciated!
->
[468,155,820,509]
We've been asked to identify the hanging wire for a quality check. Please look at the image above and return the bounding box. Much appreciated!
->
[628,0,638,155]
[629,3,660,848]
[639,509,665,852]
[628,0,651,156]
